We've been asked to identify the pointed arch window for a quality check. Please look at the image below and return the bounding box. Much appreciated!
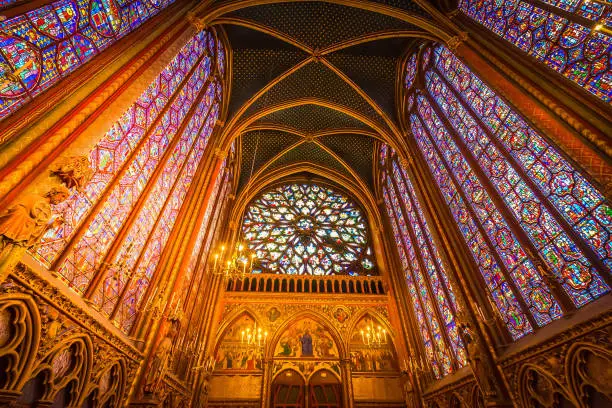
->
[0,0,177,120]
[459,0,611,102]
[399,43,610,342]
[30,30,225,333]
[381,150,466,379]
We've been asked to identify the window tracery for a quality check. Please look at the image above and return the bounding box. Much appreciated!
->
[381,151,466,379]
[0,0,176,120]
[459,0,611,102]
[29,29,225,332]
[394,43,610,350]
[242,183,376,276]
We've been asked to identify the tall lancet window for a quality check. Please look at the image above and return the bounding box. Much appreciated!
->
[401,43,610,342]
[459,0,611,102]
[0,0,177,120]
[380,148,466,379]
[31,29,225,333]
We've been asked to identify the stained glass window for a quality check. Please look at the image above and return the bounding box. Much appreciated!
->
[242,183,376,276]
[398,43,610,341]
[459,0,612,102]
[29,29,225,333]
[381,150,466,378]
[0,0,176,120]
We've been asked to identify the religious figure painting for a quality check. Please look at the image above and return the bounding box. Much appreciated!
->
[214,314,263,371]
[274,318,338,359]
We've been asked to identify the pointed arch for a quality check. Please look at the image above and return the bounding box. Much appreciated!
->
[267,310,347,359]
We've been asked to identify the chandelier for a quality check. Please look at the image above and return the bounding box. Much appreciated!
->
[360,321,387,348]
[241,322,268,350]
[211,242,257,280]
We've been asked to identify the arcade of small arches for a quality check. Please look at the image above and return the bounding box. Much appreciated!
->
[0,0,609,407]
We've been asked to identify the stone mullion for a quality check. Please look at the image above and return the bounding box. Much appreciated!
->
[384,179,446,378]
[416,95,540,332]
[175,174,228,379]
[395,157,460,319]
[83,74,215,301]
[193,203,234,377]
[107,98,216,320]
[188,271,225,387]
[399,127,511,348]
[130,146,224,339]
[434,64,611,292]
[0,1,193,199]
[388,170,459,371]
[149,154,227,372]
[49,47,209,274]
[125,146,224,404]
[378,195,433,397]
[180,178,224,325]
[452,18,612,189]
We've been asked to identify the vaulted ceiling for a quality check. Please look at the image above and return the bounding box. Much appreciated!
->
[196,0,456,197]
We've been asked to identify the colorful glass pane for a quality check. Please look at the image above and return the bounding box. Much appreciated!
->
[385,179,453,376]
[33,32,210,278]
[459,0,612,102]
[391,159,467,367]
[48,39,213,294]
[0,0,176,120]
[92,93,218,322]
[410,112,533,339]
[427,52,609,306]
[111,105,220,332]
[417,95,564,325]
[434,46,612,275]
[405,53,417,89]
[242,183,376,276]
[384,188,440,378]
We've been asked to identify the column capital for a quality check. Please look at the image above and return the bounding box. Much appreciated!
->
[213,148,227,160]
[446,32,469,52]
[186,11,207,31]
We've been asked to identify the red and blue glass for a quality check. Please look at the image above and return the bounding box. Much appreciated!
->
[410,114,534,339]
[459,0,611,102]
[434,46,612,275]
[391,160,467,367]
[385,178,453,376]
[383,188,442,378]
[0,0,176,120]
[46,38,212,294]
[33,32,210,291]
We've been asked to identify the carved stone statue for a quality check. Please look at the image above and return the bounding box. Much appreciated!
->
[458,322,499,399]
[143,319,180,397]
[0,186,70,250]
[50,155,92,192]
[402,375,416,407]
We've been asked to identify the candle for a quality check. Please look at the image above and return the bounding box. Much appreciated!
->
[213,254,219,272]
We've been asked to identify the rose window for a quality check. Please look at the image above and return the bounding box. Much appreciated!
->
[242,183,376,275]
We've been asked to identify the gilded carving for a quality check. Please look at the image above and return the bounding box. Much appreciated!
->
[143,317,181,398]
[0,186,69,250]
[187,11,207,31]
[49,155,93,192]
